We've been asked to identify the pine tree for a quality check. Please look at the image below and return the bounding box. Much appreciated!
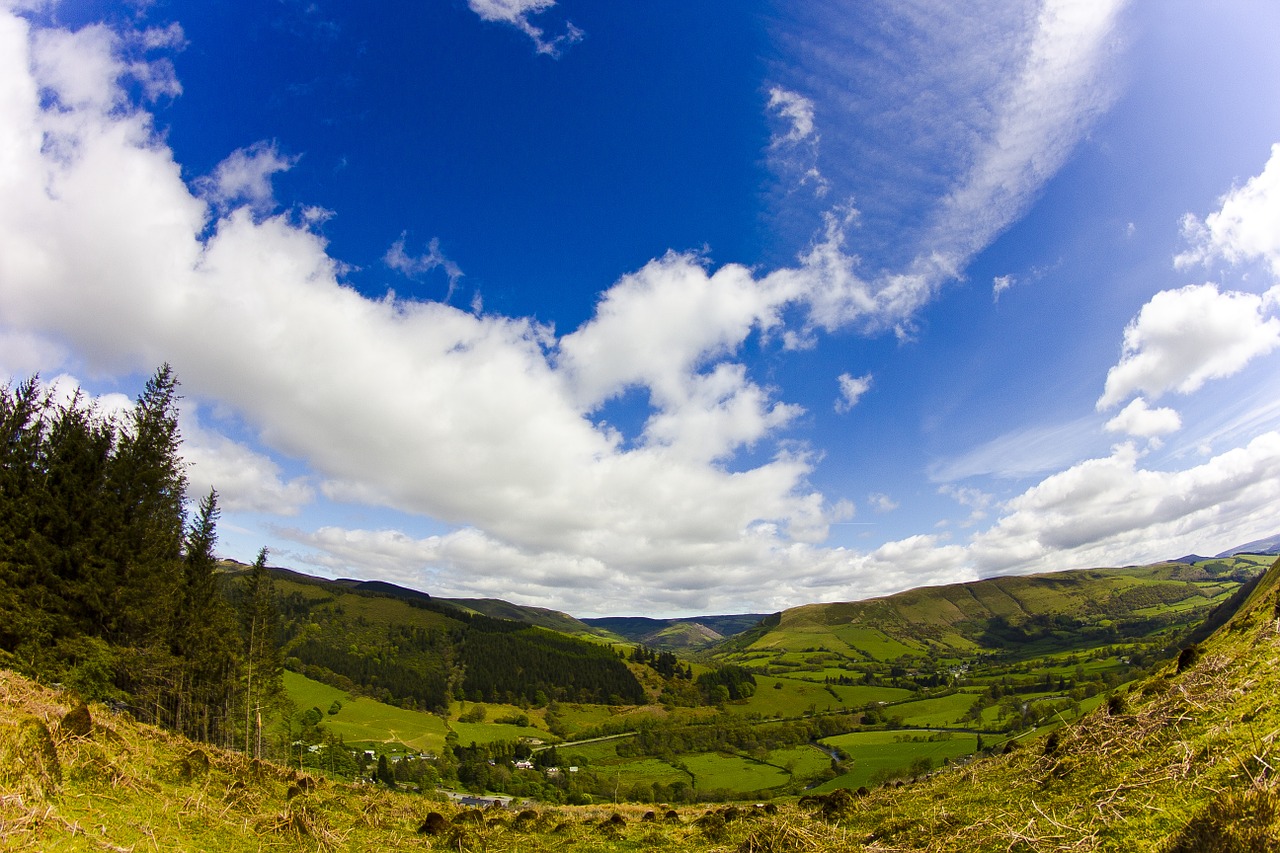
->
[241,547,283,758]
[172,489,242,744]
[104,364,187,647]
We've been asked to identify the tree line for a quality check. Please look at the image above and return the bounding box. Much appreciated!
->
[0,367,283,753]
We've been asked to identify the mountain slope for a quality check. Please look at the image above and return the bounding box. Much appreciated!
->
[719,555,1270,663]
[812,553,1280,850]
[225,564,644,710]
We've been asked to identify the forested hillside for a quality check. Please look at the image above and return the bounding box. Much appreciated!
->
[254,568,645,711]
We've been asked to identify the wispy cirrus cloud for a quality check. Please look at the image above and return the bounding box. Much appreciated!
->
[385,234,464,301]
[767,0,1126,326]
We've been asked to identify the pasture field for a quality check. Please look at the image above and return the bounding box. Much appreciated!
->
[829,683,916,706]
[719,675,844,717]
[829,624,930,659]
[282,670,450,752]
[814,729,979,791]
[765,744,834,778]
[890,691,981,727]
[451,719,547,745]
[579,756,692,793]
[682,751,791,794]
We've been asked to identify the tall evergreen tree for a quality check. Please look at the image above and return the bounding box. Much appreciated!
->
[172,489,242,744]
[240,547,283,757]
[104,364,187,647]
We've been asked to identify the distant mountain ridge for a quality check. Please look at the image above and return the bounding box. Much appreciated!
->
[215,532,1277,656]
[582,614,771,651]
[1216,532,1280,557]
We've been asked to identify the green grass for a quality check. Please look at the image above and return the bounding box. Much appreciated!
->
[451,720,546,745]
[4,559,1280,852]
[889,691,981,727]
[282,670,450,752]
[583,757,690,791]
[814,729,979,791]
[765,744,833,779]
[682,751,790,793]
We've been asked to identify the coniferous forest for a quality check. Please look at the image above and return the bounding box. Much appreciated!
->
[0,366,283,752]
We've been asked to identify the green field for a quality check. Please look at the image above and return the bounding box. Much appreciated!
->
[282,670,450,752]
[719,675,911,718]
[814,729,979,791]
[451,719,547,745]
[765,744,833,778]
[889,691,981,727]
[682,752,790,794]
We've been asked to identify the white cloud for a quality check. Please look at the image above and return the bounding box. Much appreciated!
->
[182,407,315,516]
[868,492,898,513]
[928,415,1104,482]
[466,0,582,56]
[770,0,1125,314]
[4,8,1277,616]
[195,141,298,215]
[1103,397,1181,439]
[939,483,994,526]
[992,274,1015,301]
[385,234,464,300]
[1097,283,1280,409]
[767,87,817,146]
[968,433,1280,576]
[766,86,829,198]
[0,11,834,613]
[926,0,1125,267]
[1176,142,1280,276]
[834,372,872,413]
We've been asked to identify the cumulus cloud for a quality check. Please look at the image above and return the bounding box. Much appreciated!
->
[1097,283,1280,409]
[968,433,1280,576]
[868,492,898,513]
[1103,397,1181,439]
[834,372,872,413]
[1176,143,1280,276]
[939,483,994,527]
[467,0,583,56]
[0,9,834,612]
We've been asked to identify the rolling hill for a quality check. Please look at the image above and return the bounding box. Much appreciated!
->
[715,554,1271,666]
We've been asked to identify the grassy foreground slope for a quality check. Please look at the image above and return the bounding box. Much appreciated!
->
[2,557,1277,851]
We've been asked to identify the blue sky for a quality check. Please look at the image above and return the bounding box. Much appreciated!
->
[2,0,1279,615]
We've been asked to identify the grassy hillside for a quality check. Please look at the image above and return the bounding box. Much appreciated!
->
[434,597,607,638]
[3,556,1277,851]
[717,555,1269,670]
